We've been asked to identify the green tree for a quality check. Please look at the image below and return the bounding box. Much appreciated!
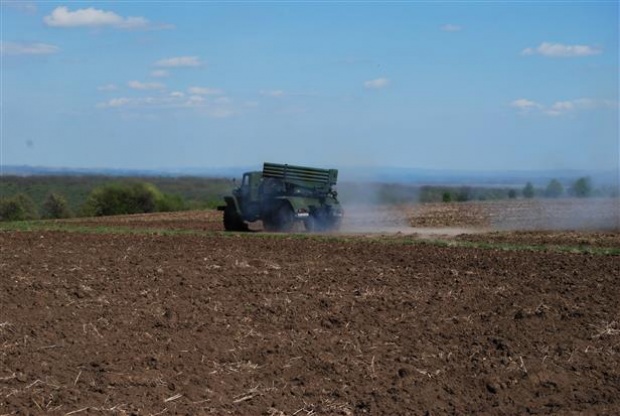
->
[523,182,535,199]
[0,193,38,221]
[544,179,564,198]
[508,189,518,199]
[41,192,72,219]
[570,176,592,198]
[81,182,185,217]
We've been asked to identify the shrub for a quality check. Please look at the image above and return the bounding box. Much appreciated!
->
[41,192,72,219]
[81,182,187,216]
[0,193,38,221]
[523,182,535,199]
[544,179,564,198]
[570,177,592,198]
[156,193,185,212]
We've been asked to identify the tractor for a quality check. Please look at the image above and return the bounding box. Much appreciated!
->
[218,162,344,232]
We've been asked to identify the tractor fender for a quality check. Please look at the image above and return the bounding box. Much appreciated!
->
[274,196,313,218]
[222,195,242,215]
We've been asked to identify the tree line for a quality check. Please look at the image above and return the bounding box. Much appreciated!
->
[413,176,614,203]
[521,176,613,199]
[0,175,235,222]
[0,181,186,221]
[1,175,616,221]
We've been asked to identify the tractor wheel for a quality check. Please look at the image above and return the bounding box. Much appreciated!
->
[306,209,341,232]
[305,212,327,232]
[305,209,333,232]
[223,206,248,231]
[304,215,318,232]
[275,204,295,232]
[262,217,278,232]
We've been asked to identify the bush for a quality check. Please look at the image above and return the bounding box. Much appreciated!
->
[523,182,535,199]
[0,193,38,221]
[544,179,564,198]
[41,192,72,219]
[570,177,592,198]
[82,182,184,216]
[156,193,185,212]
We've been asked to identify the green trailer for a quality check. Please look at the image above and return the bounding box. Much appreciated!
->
[218,162,344,232]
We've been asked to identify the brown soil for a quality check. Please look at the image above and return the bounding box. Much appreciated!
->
[1,216,619,414]
[65,210,224,232]
[456,230,620,249]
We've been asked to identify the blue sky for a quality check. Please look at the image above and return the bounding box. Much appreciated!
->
[1,1,618,172]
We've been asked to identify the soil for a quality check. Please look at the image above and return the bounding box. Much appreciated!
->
[403,198,620,230]
[1,202,619,415]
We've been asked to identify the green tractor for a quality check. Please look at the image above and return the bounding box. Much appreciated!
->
[218,162,344,232]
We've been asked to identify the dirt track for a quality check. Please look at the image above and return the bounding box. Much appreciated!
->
[1,202,619,415]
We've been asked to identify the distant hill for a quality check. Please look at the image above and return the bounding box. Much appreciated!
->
[341,166,619,187]
[1,165,247,179]
[2,164,618,187]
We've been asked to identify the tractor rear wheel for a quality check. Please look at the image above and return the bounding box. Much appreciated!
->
[274,204,295,232]
[262,217,278,232]
[304,215,318,232]
[305,210,341,232]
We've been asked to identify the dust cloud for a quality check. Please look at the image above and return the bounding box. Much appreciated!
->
[336,182,413,234]
[335,182,620,235]
[491,198,620,231]
[333,174,620,235]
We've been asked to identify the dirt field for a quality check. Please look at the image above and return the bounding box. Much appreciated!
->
[1,200,619,415]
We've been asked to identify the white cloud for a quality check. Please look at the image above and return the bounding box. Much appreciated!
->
[364,78,390,89]
[97,83,118,91]
[155,56,202,68]
[97,96,165,109]
[127,80,165,90]
[510,98,542,111]
[43,6,153,29]
[545,98,616,116]
[188,86,223,95]
[1,41,59,55]
[97,97,131,108]
[441,24,462,32]
[186,95,206,105]
[521,42,602,58]
[511,97,617,116]
[151,70,169,78]
[97,93,237,119]
[547,100,575,115]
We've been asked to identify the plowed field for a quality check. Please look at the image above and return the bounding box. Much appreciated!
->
[1,200,619,415]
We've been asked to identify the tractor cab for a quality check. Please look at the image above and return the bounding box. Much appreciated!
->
[233,171,262,221]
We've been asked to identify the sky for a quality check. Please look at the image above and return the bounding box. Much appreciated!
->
[1,1,618,172]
